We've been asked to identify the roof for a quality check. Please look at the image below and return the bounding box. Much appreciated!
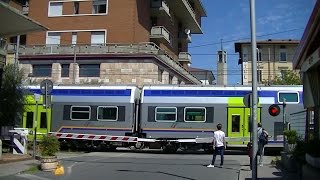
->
[235,39,300,52]
[0,1,47,37]
[293,0,320,69]
[189,67,215,80]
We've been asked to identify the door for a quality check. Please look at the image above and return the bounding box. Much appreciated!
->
[23,95,51,140]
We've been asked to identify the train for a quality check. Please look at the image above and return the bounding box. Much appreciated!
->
[22,85,304,152]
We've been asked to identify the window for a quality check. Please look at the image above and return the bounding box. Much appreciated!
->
[70,106,91,120]
[280,70,287,79]
[280,52,287,62]
[40,112,47,129]
[74,2,79,14]
[257,69,262,82]
[93,0,107,14]
[278,92,299,103]
[184,107,206,122]
[61,64,69,77]
[97,106,118,121]
[48,2,63,16]
[26,112,33,128]
[91,31,105,45]
[280,45,286,49]
[155,107,177,122]
[33,64,52,77]
[232,115,240,132]
[79,64,100,77]
[258,51,262,61]
[158,69,163,82]
[46,32,61,45]
[72,32,77,45]
[151,16,158,26]
[169,75,173,84]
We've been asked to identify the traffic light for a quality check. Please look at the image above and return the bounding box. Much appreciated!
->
[268,104,281,116]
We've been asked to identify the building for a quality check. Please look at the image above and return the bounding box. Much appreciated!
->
[216,50,227,85]
[293,0,320,141]
[235,39,299,85]
[7,0,206,86]
[188,67,215,85]
[0,0,46,89]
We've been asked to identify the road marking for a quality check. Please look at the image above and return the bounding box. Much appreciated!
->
[16,174,52,180]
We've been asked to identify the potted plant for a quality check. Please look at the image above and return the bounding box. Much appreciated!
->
[284,130,298,152]
[38,135,60,171]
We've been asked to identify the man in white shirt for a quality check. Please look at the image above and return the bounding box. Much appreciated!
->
[207,123,226,168]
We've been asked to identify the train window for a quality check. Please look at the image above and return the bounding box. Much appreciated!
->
[70,106,91,120]
[97,106,118,121]
[155,107,177,122]
[40,112,47,128]
[232,115,240,132]
[26,112,33,128]
[278,92,299,103]
[184,107,206,122]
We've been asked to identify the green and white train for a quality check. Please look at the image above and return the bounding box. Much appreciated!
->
[22,85,303,152]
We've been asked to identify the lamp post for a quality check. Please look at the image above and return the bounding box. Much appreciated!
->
[249,0,258,179]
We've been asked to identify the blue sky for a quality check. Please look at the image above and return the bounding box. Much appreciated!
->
[189,0,316,84]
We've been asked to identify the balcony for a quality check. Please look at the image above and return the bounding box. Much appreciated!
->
[178,52,191,63]
[178,31,191,43]
[151,0,170,17]
[167,0,205,34]
[8,43,201,84]
[22,5,29,15]
[150,26,171,44]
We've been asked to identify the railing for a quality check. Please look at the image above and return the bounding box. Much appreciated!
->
[8,42,201,84]
[150,26,171,43]
[178,52,191,62]
[151,0,170,15]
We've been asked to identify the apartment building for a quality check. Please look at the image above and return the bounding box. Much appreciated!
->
[7,0,206,86]
[234,39,299,85]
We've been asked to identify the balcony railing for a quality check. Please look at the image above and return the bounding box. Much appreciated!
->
[150,26,171,44]
[7,42,201,84]
[151,0,170,16]
[178,52,191,62]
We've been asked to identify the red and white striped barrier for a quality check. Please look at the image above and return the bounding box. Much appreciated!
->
[49,132,138,142]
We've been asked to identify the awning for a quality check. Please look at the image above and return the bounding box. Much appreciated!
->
[0,1,47,37]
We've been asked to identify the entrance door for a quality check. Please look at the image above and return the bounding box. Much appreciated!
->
[228,107,262,145]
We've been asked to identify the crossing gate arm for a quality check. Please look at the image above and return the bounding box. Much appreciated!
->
[49,132,138,142]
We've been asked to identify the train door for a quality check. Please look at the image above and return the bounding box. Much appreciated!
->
[227,97,261,145]
[23,95,51,140]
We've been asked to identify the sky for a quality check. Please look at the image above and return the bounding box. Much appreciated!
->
[189,0,317,85]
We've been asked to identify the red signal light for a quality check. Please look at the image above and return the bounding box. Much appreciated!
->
[269,104,281,116]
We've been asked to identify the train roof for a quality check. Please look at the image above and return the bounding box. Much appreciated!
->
[141,85,303,91]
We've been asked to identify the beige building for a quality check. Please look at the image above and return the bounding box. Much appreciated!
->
[235,39,299,85]
[6,0,207,86]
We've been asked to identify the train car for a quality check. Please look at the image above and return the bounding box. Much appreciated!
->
[23,85,140,150]
[138,85,304,152]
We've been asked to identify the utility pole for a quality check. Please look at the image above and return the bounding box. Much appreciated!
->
[14,35,20,71]
[73,45,77,84]
[283,98,287,150]
[249,0,258,179]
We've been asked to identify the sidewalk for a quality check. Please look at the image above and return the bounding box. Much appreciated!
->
[238,157,299,180]
[0,153,38,177]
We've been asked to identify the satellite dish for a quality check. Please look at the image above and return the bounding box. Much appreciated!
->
[184,29,191,35]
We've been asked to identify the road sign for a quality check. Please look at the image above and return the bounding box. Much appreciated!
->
[243,93,252,107]
[40,79,53,95]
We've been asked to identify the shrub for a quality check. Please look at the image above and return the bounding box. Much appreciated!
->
[284,130,298,144]
[38,135,60,157]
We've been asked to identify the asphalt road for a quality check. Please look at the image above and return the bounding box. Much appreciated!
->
[3,150,249,180]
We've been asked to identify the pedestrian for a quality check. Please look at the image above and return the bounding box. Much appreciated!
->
[207,123,226,168]
[257,122,269,166]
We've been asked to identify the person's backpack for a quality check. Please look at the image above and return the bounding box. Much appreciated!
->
[258,128,268,145]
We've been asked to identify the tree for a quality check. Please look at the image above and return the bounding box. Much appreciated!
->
[0,64,26,128]
[264,70,302,85]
